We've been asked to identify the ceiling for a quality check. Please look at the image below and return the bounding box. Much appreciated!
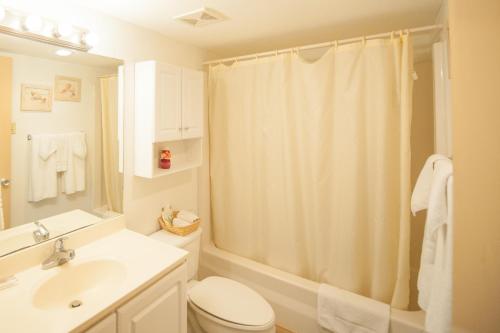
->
[70,0,443,57]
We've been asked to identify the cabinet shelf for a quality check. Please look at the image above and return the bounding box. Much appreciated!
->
[134,60,204,179]
[151,138,202,178]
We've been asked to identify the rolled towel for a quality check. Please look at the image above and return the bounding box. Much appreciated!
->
[172,218,192,228]
[318,283,390,333]
[177,210,199,223]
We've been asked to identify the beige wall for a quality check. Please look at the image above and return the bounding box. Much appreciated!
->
[409,60,435,310]
[449,0,500,331]
[0,57,12,229]
[5,1,215,235]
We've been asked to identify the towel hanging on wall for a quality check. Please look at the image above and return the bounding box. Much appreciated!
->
[28,132,87,202]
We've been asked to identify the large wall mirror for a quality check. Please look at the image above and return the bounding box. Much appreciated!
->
[0,34,124,256]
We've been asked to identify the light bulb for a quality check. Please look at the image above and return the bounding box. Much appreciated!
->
[55,22,73,37]
[0,6,6,22]
[24,15,43,32]
[42,21,54,37]
[10,18,21,30]
[82,32,98,48]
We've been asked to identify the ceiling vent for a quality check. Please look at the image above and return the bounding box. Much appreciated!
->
[174,7,226,27]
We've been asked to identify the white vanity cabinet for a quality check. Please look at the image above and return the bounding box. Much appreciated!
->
[85,313,117,333]
[117,263,187,333]
[84,263,187,333]
[134,61,204,178]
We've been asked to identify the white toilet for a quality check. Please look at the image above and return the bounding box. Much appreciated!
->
[150,228,276,333]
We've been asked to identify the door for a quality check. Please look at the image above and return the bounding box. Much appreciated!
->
[117,264,187,333]
[155,63,182,142]
[85,313,117,333]
[181,69,203,139]
[0,56,12,230]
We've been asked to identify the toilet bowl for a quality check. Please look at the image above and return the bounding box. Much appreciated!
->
[150,228,276,333]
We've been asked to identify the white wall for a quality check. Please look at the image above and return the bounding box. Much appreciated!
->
[1,0,215,234]
[4,51,112,227]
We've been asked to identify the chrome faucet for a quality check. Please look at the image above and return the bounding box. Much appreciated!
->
[33,221,50,243]
[42,237,75,270]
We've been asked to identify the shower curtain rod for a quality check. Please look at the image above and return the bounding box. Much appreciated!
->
[203,24,444,65]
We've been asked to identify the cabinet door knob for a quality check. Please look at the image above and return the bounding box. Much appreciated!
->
[0,178,10,187]
[183,127,190,130]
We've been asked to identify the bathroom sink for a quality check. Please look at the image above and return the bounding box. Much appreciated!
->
[32,259,127,310]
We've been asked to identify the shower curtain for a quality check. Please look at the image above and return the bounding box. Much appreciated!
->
[209,36,413,308]
[100,76,123,213]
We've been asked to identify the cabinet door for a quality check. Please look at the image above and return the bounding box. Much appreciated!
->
[117,264,187,333]
[85,313,117,333]
[156,63,182,142]
[181,69,204,139]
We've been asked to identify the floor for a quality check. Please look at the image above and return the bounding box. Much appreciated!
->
[276,325,295,333]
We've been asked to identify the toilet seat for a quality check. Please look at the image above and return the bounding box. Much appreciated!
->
[187,277,275,330]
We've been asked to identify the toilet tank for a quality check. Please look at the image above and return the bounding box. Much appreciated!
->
[150,227,202,281]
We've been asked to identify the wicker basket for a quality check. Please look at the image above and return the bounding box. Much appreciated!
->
[158,211,200,236]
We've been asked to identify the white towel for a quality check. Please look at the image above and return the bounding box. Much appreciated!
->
[172,217,191,227]
[0,185,4,230]
[28,134,58,202]
[417,158,453,311]
[49,134,69,172]
[411,154,448,216]
[177,210,199,223]
[63,132,87,195]
[424,175,453,333]
[317,284,390,333]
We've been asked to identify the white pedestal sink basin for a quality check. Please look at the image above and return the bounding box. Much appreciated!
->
[32,259,126,310]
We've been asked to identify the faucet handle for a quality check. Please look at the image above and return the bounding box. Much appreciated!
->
[54,237,69,251]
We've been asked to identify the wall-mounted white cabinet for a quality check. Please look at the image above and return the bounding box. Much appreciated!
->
[134,61,204,178]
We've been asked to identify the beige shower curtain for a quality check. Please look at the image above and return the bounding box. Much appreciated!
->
[209,36,413,308]
[100,76,123,213]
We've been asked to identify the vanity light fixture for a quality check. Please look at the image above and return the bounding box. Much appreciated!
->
[55,49,72,57]
[81,32,99,48]
[23,14,43,32]
[0,6,95,52]
[0,6,5,22]
[54,22,73,38]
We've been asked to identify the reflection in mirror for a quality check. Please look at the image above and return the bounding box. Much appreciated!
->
[0,33,124,256]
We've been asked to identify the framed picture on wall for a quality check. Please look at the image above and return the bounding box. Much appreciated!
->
[20,84,52,112]
[54,75,81,102]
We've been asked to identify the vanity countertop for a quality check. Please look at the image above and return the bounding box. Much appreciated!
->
[0,228,187,333]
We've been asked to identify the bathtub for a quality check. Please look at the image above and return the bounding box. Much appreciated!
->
[199,243,426,333]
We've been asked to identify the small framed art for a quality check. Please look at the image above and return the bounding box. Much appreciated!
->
[20,84,52,112]
[54,75,81,102]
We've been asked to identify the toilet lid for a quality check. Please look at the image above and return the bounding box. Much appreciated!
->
[188,276,274,327]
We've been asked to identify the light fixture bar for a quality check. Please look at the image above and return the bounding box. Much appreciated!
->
[0,24,90,51]
[0,6,95,52]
